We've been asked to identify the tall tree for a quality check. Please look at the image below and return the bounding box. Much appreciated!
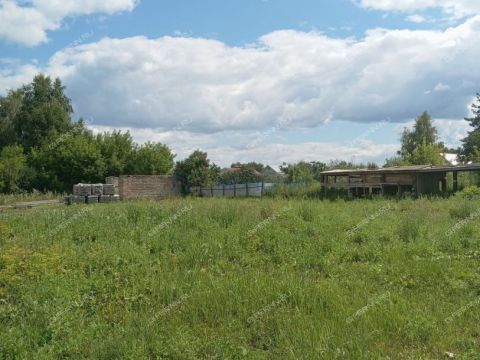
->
[14,74,74,151]
[400,111,438,158]
[462,93,480,161]
[0,89,23,149]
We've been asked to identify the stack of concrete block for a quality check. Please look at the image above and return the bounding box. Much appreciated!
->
[71,184,91,204]
[73,184,92,196]
[67,183,122,205]
[65,195,86,205]
[91,184,104,196]
[103,184,115,196]
[98,195,111,203]
[86,195,99,204]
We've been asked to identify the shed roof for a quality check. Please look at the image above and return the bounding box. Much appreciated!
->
[320,164,480,176]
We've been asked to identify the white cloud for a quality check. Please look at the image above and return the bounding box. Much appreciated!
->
[10,16,471,132]
[407,14,428,23]
[1,15,479,165]
[434,119,470,146]
[358,0,480,19]
[0,0,138,46]
[434,82,450,91]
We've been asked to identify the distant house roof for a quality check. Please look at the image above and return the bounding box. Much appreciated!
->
[262,165,282,176]
[320,164,480,176]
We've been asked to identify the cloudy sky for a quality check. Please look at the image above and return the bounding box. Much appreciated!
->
[0,0,478,167]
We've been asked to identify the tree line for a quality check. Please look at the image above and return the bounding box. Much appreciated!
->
[0,74,479,193]
[0,75,175,193]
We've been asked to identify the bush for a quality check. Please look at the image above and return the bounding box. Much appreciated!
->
[457,185,480,200]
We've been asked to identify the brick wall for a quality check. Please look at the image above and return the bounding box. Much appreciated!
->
[118,175,181,200]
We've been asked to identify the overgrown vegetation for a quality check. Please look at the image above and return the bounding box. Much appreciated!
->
[1,197,479,359]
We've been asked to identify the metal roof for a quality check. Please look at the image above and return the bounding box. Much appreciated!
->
[320,164,480,176]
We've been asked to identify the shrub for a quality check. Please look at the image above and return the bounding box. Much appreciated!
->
[457,185,480,200]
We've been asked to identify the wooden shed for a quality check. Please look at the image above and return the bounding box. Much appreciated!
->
[320,164,480,197]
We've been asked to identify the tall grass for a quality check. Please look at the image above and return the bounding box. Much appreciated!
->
[1,197,479,359]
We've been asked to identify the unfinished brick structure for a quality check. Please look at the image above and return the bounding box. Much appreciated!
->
[118,175,181,200]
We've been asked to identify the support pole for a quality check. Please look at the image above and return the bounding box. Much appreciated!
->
[453,171,458,193]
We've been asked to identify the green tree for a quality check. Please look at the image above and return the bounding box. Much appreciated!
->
[383,156,410,168]
[0,145,27,192]
[462,93,480,160]
[31,130,105,192]
[400,111,438,158]
[126,142,175,175]
[0,89,23,149]
[221,166,262,184]
[14,74,74,151]
[409,139,446,165]
[280,161,327,183]
[327,160,365,170]
[96,130,134,176]
[174,150,219,192]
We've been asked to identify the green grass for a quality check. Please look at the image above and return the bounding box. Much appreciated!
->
[1,197,480,359]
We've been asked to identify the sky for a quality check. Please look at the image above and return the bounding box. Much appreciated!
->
[0,0,479,168]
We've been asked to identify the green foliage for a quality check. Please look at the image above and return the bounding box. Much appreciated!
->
[13,75,74,151]
[96,130,134,177]
[383,156,411,168]
[31,131,105,192]
[0,145,27,192]
[462,93,480,160]
[388,111,445,167]
[220,166,262,184]
[400,111,439,158]
[174,150,220,192]
[327,160,369,170]
[0,89,23,148]
[280,161,326,182]
[1,197,480,358]
[409,139,446,165]
[126,142,175,175]
[457,185,480,200]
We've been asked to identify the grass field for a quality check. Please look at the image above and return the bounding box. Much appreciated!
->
[1,197,480,359]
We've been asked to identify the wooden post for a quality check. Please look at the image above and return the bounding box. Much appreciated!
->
[261,180,264,196]
[246,182,249,197]
[234,183,236,197]
[453,171,458,192]
[441,178,447,193]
